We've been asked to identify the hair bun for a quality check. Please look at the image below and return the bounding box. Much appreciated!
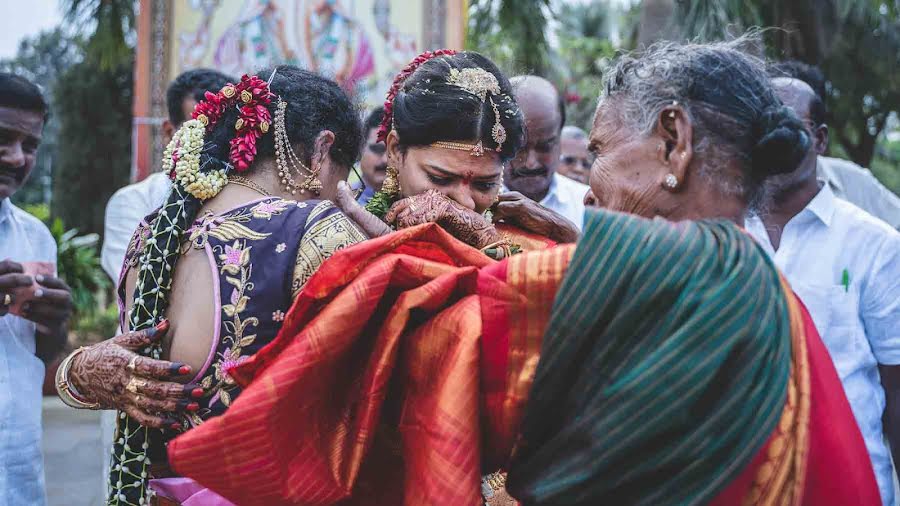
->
[751,105,811,176]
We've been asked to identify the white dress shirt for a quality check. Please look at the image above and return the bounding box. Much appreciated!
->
[540,172,589,230]
[101,173,171,281]
[504,172,589,230]
[818,156,900,230]
[746,184,900,506]
[0,198,56,506]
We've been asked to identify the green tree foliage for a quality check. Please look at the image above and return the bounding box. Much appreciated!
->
[0,29,82,207]
[53,59,132,235]
[466,0,552,75]
[672,0,900,174]
[63,0,135,70]
[556,2,618,130]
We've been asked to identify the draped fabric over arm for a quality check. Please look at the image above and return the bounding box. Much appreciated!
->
[167,211,878,506]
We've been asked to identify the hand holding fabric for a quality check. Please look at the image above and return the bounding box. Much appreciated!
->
[386,190,501,249]
[493,191,580,243]
[67,320,202,429]
[333,181,392,239]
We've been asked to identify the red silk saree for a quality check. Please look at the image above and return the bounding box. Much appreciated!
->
[168,210,878,505]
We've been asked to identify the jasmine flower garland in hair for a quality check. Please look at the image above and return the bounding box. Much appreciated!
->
[163,119,228,201]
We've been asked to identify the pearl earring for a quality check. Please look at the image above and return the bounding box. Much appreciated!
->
[664,173,678,189]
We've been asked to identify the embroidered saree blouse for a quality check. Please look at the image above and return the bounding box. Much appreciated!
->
[117,197,366,430]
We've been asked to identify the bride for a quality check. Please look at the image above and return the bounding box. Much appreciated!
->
[56,51,574,506]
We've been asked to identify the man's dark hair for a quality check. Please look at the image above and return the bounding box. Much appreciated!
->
[166,68,235,126]
[0,72,49,120]
[363,106,385,139]
[771,60,827,126]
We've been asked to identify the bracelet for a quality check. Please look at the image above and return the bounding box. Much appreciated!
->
[480,235,520,260]
[55,347,101,410]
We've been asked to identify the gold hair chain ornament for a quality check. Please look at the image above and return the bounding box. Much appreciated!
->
[432,140,486,157]
[431,67,509,157]
[274,98,322,196]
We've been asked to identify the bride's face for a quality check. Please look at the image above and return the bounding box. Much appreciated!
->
[386,132,502,214]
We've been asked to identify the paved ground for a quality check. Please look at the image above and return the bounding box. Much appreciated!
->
[41,397,105,506]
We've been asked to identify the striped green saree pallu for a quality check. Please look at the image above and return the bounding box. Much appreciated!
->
[507,210,792,504]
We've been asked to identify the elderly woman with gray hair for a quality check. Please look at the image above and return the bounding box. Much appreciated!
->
[163,37,880,506]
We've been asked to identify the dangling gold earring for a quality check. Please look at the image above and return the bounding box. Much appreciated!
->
[304,163,323,195]
[381,165,400,195]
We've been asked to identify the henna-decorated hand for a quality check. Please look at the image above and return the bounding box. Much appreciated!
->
[333,181,392,238]
[385,190,502,248]
[67,320,203,429]
[493,191,581,243]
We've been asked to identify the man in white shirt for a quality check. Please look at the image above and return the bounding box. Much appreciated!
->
[101,69,233,280]
[504,76,588,229]
[745,77,900,506]
[773,60,900,230]
[818,155,900,230]
[0,73,74,505]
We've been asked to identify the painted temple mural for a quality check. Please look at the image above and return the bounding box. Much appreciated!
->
[170,0,423,105]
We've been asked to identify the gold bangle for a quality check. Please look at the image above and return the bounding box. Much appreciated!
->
[55,347,101,410]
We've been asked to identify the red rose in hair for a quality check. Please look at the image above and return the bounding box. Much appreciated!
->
[186,73,275,173]
[236,104,272,132]
[230,131,260,172]
[192,90,229,128]
[236,75,273,106]
[377,49,458,142]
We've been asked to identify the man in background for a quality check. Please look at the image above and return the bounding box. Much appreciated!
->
[505,75,589,229]
[745,77,900,506]
[356,106,387,206]
[558,125,591,184]
[774,60,900,229]
[0,72,74,505]
[101,68,234,281]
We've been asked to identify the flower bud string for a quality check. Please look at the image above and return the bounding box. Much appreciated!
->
[107,74,273,505]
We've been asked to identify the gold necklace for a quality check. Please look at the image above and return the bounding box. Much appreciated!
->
[228,175,273,197]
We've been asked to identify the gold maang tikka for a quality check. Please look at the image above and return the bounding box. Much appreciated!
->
[274,98,322,195]
[431,67,508,156]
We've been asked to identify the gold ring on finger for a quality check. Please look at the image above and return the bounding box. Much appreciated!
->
[125,378,141,394]
[127,356,139,372]
[2,293,10,306]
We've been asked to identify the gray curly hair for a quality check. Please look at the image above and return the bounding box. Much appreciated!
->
[599,35,810,211]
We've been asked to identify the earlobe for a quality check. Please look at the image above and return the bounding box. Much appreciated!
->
[656,105,692,192]
[816,126,829,155]
[385,130,402,167]
[162,120,175,143]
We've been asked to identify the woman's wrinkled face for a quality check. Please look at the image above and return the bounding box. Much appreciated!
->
[588,102,673,218]
[387,133,503,214]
